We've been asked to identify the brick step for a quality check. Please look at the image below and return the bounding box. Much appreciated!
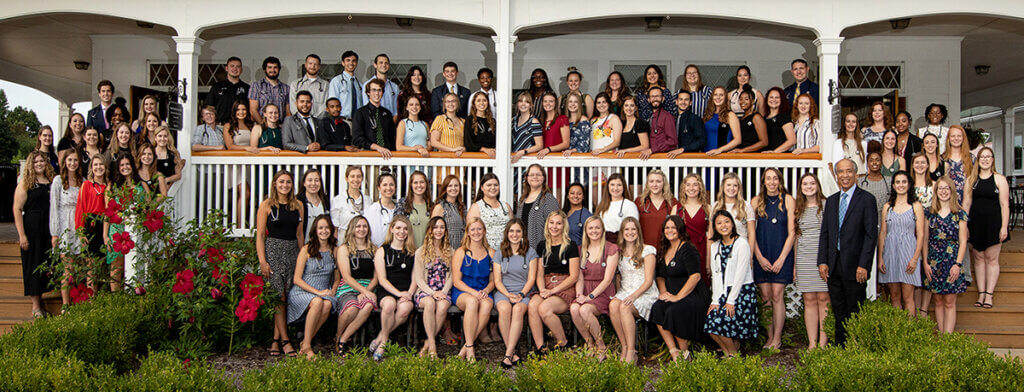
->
[958,285,1024,306]
[955,325,1024,349]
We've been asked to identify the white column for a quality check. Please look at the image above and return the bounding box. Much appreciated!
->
[173,36,204,221]
[815,37,843,194]
[1004,113,1015,175]
[494,0,514,205]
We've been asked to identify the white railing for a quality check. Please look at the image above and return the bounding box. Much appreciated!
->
[187,151,824,236]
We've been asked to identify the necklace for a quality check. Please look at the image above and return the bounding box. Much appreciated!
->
[767,195,781,224]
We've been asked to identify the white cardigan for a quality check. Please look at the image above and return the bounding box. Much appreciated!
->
[709,237,754,305]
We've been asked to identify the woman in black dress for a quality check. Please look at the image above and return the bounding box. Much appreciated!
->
[371,215,417,361]
[963,147,1010,308]
[648,215,710,361]
[256,170,304,357]
[13,151,54,318]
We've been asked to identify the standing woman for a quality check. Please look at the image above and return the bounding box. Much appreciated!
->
[570,216,619,360]
[130,95,166,132]
[493,219,539,368]
[467,173,512,251]
[563,182,592,246]
[926,177,968,334]
[862,101,891,145]
[136,144,169,198]
[790,94,821,155]
[679,65,713,119]
[333,217,378,354]
[712,173,756,239]
[287,215,340,360]
[371,216,417,360]
[963,147,1009,309]
[105,124,138,162]
[511,92,544,163]
[429,93,466,155]
[860,151,891,220]
[603,71,629,116]
[431,175,466,248]
[395,96,431,157]
[561,93,595,156]
[895,110,923,158]
[528,69,556,119]
[560,68,595,118]
[137,113,162,148]
[77,128,105,175]
[612,96,651,159]
[451,218,495,361]
[942,125,973,200]
[793,173,829,349]
[728,66,766,116]
[395,170,433,248]
[635,169,677,247]
[763,87,795,153]
[609,217,658,363]
[704,211,758,357]
[635,64,677,120]
[255,170,304,358]
[74,156,107,290]
[298,169,330,238]
[35,126,58,170]
[594,173,639,243]
[463,92,496,157]
[13,151,53,318]
[648,215,710,361]
[880,130,906,177]
[831,113,867,177]
[922,134,945,182]
[57,112,86,157]
[365,173,398,247]
[51,150,82,307]
[528,211,580,352]
[536,92,570,159]
[330,166,367,239]
[704,87,743,155]
[918,103,949,153]
[732,86,768,153]
[104,154,149,290]
[516,163,560,249]
[671,173,710,284]
[877,171,925,314]
[749,168,796,350]
[397,66,432,122]
[910,154,934,209]
[153,127,183,185]
[412,216,453,358]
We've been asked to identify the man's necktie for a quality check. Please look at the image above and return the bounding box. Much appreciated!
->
[838,192,849,249]
[349,77,359,117]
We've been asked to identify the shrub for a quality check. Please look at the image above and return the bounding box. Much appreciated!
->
[844,300,936,353]
[372,351,511,392]
[121,351,235,392]
[241,353,375,391]
[0,349,115,391]
[656,352,785,392]
[515,349,649,392]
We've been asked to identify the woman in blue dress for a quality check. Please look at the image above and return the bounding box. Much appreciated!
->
[395,96,431,157]
[452,217,494,361]
[926,177,968,334]
[749,168,795,350]
[705,210,758,357]
[287,215,340,360]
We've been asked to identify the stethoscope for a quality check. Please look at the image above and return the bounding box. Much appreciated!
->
[298,76,326,93]
[501,252,530,271]
[569,209,585,230]
[543,246,569,268]
[579,247,607,270]
[347,193,365,215]
[385,248,407,270]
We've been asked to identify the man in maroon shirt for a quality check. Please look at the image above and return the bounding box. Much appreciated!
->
[647,86,677,153]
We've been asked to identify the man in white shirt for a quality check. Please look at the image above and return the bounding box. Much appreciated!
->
[362,53,400,116]
[289,54,329,117]
[477,67,497,115]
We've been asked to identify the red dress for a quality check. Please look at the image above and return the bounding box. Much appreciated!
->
[543,115,571,189]
[678,205,709,285]
[636,197,675,247]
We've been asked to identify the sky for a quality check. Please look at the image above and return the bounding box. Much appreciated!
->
[0,80,91,132]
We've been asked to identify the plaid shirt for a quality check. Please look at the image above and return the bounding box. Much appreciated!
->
[247,78,290,114]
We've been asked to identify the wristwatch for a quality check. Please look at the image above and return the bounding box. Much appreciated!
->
[588,293,595,299]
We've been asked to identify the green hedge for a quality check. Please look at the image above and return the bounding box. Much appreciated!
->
[656,352,785,392]
[515,350,650,392]
[0,349,115,391]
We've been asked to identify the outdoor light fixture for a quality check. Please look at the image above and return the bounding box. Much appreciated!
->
[975,65,991,75]
[395,18,413,27]
[889,18,911,30]
[645,17,663,31]
[136,20,155,29]
[73,61,90,70]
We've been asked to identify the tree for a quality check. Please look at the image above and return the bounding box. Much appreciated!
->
[0,89,42,163]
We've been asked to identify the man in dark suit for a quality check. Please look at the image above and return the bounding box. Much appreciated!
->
[430,61,472,117]
[86,80,115,135]
[818,158,877,346]
[280,90,321,153]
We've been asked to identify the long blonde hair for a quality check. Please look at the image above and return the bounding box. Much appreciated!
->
[459,217,489,253]
[929,176,962,215]
[967,146,998,188]
[419,216,452,267]
[678,173,709,215]
[712,172,748,222]
[941,125,973,176]
[579,216,607,268]
[343,216,378,256]
[542,210,571,261]
[20,151,54,190]
[616,217,645,269]
[384,215,418,255]
[637,169,676,207]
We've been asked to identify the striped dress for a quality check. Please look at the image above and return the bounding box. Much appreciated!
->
[879,206,922,286]
[287,251,340,323]
[794,205,827,293]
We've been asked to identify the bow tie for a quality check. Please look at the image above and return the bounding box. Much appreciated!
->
[334,118,343,125]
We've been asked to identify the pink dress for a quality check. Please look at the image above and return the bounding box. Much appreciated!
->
[580,243,619,314]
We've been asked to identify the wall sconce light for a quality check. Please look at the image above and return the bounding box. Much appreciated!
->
[73,61,90,70]
[395,18,413,27]
[136,20,155,29]
[975,65,990,75]
[889,18,911,30]
[645,17,663,31]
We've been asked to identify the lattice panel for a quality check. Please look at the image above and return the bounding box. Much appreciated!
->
[613,64,668,93]
[149,63,223,87]
[839,65,902,89]
[313,63,427,85]
[696,65,743,90]
[198,64,225,86]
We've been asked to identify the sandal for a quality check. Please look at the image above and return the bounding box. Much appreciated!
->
[917,308,928,317]
[982,292,994,309]
[31,309,46,319]
[975,292,988,307]
[268,339,283,357]
[372,345,386,361]
[336,340,348,355]
[281,340,297,358]
[500,355,515,369]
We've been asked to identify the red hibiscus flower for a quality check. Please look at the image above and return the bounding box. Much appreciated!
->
[211,267,229,286]
[69,283,95,303]
[240,273,264,299]
[172,269,196,294]
[210,287,223,300]
[104,200,123,224]
[200,247,225,265]
[143,210,165,233]
[112,232,135,254]
[234,297,263,323]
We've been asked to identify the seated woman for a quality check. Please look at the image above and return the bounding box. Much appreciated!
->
[493,218,538,368]
[648,215,710,361]
[287,215,340,360]
[412,217,453,358]
[370,216,417,361]
[563,182,592,246]
[570,216,619,361]
[334,216,378,354]
[429,93,466,156]
[528,210,580,353]
[192,106,225,152]
[451,218,495,362]
[395,96,431,157]
[704,211,758,358]
[609,217,658,363]
[732,86,768,153]
[252,104,283,154]
[511,92,544,163]
[464,92,496,157]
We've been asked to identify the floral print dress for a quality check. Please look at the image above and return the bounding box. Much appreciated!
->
[925,210,967,294]
[415,256,451,305]
[703,243,759,340]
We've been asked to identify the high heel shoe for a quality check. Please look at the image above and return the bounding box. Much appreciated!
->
[500,355,515,369]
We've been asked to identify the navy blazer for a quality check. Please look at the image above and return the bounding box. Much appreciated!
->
[86,105,108,134]
[817,186,878,279]
[430,84,472,118]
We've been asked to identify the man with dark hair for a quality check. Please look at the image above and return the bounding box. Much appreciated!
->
[290,54,329,117]
[476,67,497,115]
[248,56,291,123]
[281,90,320,153]
[667,90,706,157]
[647,86,677,153]
[327,50,361,122]
[784,59,819,105]
[205,57,249,123]
[317,97,357,152]
[361,53,399,116]
[430,61,471,117]
[86,80,115,134]
[352,78,396,158]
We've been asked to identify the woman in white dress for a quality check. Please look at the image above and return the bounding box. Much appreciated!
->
[608,217,658,363]
[50,150,82,307]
